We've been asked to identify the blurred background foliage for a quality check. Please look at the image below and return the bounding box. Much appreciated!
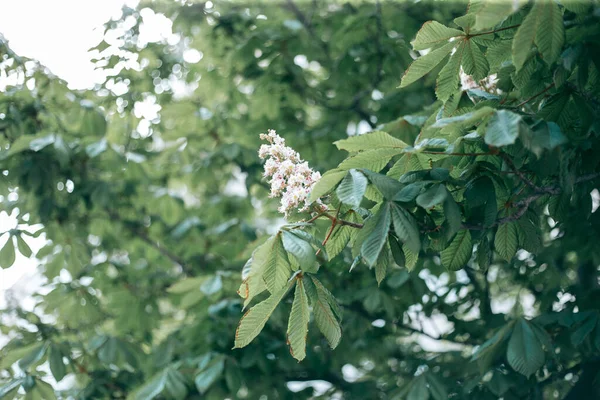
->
[1,0,600,399]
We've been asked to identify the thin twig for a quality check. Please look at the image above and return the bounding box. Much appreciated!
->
[514,83,555,108]
[468,24,521,38]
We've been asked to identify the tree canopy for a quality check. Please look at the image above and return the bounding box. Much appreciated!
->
[1,0,600,399]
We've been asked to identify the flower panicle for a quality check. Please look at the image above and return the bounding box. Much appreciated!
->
[258,129,323,216]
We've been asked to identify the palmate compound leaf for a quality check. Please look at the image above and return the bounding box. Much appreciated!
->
[305,276,342,349]
[400,41,455,88]
[334,131,407,152]
[440,229,472,271]
[507,318,546,378]
[286,277,310,361]
[411,21,465,51]
[234,279,294,349]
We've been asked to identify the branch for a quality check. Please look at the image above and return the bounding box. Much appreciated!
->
[108,210,192,274]
[468,24,521,38]
[514,83,555,108]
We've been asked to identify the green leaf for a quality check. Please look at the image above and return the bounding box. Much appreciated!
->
[407,375,429,400]
[360,203,392,267]
[0,237,16,268]
[14,235,32,258]
[535,0,564,66]
[412,21,464,51]
[164,368,187,400]
[462,40,489,81]
[195,358,224,394]
[334,131,407,152]
[443,193,462,238]
[287,277,310,361]
[512,5,539,70]
[336,169,368,208]
[234,280,293,348]
[436,41,463,101]
[441,230,472,270]
[507,319,545,378]
[0,379,22,400]
[360,169,403,200]
[48,345,66,382]
[31,379,57,400]
[18,343,48,370]
[306,276,342,349]
[309,169,346,202]
[495,222,518,261]
[375,245,390,285]
[262,234,292,293]
[130,370,167,400]
[390,204,421,253]
[473,1,526,30]
[393,182,427,202]
[282,230,317,273]
[400,41,455,88]
[427,374,448,400]
[472,323,512,372]
[403,243,419,271]
[416,184,447,209]
[477,236,492,269]
[338,148,402,172]
[485,110,521,147]
[571,313,598,346]
[520,121,567,157]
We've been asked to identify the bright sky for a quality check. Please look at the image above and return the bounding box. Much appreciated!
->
[0,0,136,308]
[0,0,136,89]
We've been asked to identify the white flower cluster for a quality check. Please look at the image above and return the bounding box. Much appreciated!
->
[258,129,322,216]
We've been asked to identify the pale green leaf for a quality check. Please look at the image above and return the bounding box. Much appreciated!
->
[263,234,292,293]
[282,230,316,273]
[416,184,448,209]
[412,21,465,51]
[338,148,402,172]
[16,235,32,258]
[309,169,346,202]
[306,276,342,349]
[336,169,368,208]
[462,40,489,80]
[0,237,16,269]
[436,42,464,101]
[334,131,407,152]
[473,1,526,31]
[485,110,521,147]
[234,280,293,348]
[287,278,310,361]
[512,3,542,71]
[400,41,455,88]
[535,0,564,67]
